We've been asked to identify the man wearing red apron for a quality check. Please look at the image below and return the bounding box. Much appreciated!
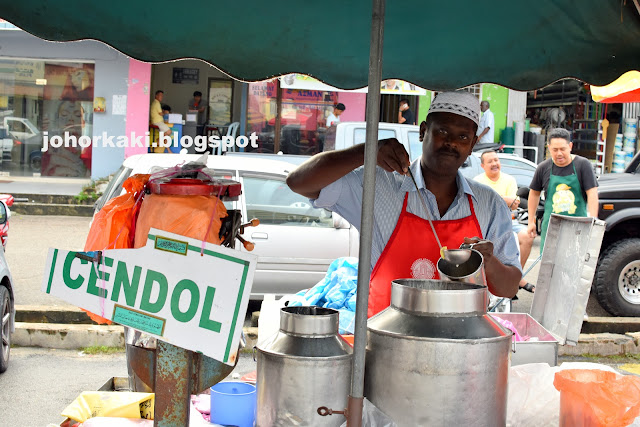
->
[287,92,522,317]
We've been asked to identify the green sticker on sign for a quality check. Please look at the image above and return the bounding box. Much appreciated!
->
[113,304,166,336]
[155,236,188,255]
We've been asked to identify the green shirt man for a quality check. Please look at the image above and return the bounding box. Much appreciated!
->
[527,128,599,251]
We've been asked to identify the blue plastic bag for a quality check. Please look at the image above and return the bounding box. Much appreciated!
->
[291,257,359,334]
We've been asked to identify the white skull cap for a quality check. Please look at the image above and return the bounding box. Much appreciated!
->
[427,91,480,126]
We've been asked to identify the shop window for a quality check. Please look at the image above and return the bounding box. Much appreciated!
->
[0,59,94,177]
[246,81,278,153]
[280,89,338,156]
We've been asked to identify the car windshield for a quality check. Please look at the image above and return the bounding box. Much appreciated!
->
[407,130,421,161]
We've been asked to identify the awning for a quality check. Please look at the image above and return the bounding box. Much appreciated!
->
[2,1,640,91]
[591,70,640,103]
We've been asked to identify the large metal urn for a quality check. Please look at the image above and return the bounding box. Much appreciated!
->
[256,306,353,426]
[365,279,512,426]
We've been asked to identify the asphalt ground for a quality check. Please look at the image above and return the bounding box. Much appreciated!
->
[0,347,256,427]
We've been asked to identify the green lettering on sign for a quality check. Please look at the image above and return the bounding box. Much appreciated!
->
[199,286,222,333]
[87,257,113,298]
[140,270,168,313]
[111,261,142,307]
[171,279,200,322]
[112,305,165,336]
[155,236,188,256]
[63,252,87,290]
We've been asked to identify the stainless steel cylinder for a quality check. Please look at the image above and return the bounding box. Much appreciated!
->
[256,306,353,426]
[365,279,511,427]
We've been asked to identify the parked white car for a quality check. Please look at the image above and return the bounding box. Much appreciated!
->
[0,245,15,373]
[95,154,359,298]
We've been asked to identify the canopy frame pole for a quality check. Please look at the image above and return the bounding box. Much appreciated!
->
[346,0,385,425]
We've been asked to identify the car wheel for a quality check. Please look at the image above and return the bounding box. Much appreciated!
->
[594,238,640,316]
[30,154,42,171]
[0,286,10,373]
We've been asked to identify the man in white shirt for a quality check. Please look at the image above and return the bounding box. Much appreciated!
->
[326,103,346,127]
[477,100,494,143]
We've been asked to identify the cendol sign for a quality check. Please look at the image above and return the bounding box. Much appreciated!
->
[42,229,257,365]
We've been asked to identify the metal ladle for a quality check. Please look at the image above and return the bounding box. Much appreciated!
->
[406,168,473,264]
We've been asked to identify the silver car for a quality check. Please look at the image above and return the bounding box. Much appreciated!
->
[95,154,359,299]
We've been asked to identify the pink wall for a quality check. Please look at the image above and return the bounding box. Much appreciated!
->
[125,59,152,157]
[338,92,367,122]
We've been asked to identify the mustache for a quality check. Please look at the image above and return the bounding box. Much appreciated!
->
[437,147,460,157]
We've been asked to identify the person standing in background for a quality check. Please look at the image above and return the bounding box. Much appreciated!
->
[527,128,599,251]
[326,103,346,127]
[477,100,494,143]
[398,98,415,125]
[188,91,207,125]
[150,90,170,153]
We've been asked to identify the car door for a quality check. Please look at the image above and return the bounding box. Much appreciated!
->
[239,171,351,297]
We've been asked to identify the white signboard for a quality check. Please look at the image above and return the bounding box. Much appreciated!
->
[279,73,427,95]
[42,229,257,365]
[112,95,127,115]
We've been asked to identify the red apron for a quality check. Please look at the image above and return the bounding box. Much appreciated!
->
[368,192,483,317]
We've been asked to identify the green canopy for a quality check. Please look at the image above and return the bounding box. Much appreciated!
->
[3,0,640,90]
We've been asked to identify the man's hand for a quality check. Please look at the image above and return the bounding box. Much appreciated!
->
[377,138,410,175]
[463,236,494,262]
[527,222,537,239]
[463,236,520,298]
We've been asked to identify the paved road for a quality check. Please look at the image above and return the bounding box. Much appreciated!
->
[5,214,91,307]
[0,347,257,427]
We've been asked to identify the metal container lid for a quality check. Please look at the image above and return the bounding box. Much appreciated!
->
[280,306,339,336]
[257,306,352,358]
[391,279,487,315]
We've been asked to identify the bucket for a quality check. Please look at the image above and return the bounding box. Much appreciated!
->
[437,249,486,285]
[624,118,638,135]
[210,381,257,427]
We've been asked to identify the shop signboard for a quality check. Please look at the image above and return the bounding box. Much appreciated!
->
[279,73,427,96]
[42,229,257,365]
[172,67,199,84]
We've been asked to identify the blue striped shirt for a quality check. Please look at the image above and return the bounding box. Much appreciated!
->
[312,159,522,273]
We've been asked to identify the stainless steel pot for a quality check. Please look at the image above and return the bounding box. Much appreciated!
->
[256,306,353,426]
[365,279,511,426]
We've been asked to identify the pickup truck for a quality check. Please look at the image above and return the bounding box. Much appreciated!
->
[592,152,640,316]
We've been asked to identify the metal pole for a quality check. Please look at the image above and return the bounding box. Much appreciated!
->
[346,0,385,425]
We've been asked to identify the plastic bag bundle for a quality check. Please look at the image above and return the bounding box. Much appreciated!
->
[291,257,358,334]
[84,174,150,251]
[61,391,154,423]
[133,194,227,248]
[554,369,640,427]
